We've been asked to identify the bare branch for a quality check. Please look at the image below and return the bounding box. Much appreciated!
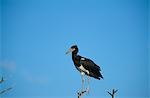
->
[114,89,118,94]
[107,89,118,98]
[0,87,12,95]
[0,76,13,95]
[0,77,4,84]
[77,90,87,98]
[107,91,113,96]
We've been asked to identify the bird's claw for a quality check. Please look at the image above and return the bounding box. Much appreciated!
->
[86,87,90,94]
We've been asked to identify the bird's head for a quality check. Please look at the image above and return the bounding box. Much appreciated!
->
[66,45,78,55]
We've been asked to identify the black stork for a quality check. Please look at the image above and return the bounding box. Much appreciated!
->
[66,45,103,92]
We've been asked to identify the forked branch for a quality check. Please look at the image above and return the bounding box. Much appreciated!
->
[107,89,118,98]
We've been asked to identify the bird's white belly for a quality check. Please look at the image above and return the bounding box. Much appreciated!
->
[79,65,89,75]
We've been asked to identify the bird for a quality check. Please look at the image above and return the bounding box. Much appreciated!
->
[66,45,103,92]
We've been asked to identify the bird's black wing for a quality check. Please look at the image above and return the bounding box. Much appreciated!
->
[79,56,103,79]
[79,56,101,71]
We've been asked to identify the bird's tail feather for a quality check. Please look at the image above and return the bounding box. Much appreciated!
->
[89,72,103,80]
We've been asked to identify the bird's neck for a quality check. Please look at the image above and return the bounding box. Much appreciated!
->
[72,52,77,61]
[72,52,81,67]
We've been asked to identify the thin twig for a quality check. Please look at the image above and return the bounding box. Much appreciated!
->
[0,87,12,95]
[0,77,4,84]
[77,90,87,98]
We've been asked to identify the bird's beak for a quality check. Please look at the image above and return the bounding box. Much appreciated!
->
[66,48,75,55]
[66,48,72,55]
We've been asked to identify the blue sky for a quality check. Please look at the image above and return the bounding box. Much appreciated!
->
[0,0,149,98]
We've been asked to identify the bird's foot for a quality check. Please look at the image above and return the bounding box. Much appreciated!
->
[86,87,90,94]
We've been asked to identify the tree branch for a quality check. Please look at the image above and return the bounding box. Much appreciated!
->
[0,87,12,95]
[0,77,4,84]
[0,76,13,95]
[107,89,118,98]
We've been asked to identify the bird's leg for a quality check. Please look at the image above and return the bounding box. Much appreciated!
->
[87,75,90,93]
[81,72,85,91]
[82,77,84,92]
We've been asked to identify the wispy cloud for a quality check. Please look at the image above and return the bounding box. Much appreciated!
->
[0,60,50,85]
[20,69,50,85]
[0,60,16,73]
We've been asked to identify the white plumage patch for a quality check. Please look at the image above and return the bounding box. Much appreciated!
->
[81,57,85,60]
[81,72,85,75]
[79,65,89,75]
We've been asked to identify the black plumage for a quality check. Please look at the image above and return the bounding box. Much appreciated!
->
[79,57,103,80]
